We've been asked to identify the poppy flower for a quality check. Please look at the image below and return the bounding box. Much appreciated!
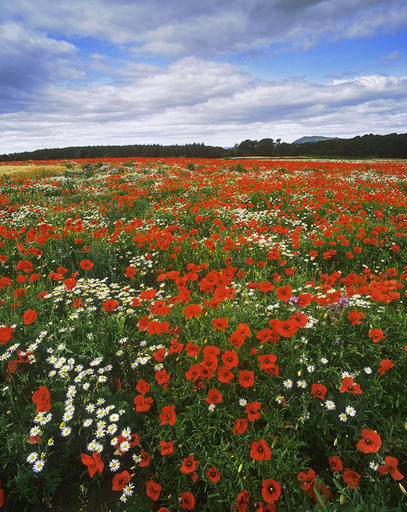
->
[311,383,327,400]
[239,370,254,388]
[64,277,76,290]
[146,480,162,501]
[261,479,281,504]
[0,482,4,508]
[275,285,292,301]
[180,454,199,474]
[183,304,203,319]
[112,470,131,491]
[160,441,174,456]
[378,456,404,480]
[32,385,51,412]
[139,449,151,467]
[297,469,315,491]
[347,309,365,325]
[274,319,298,337]
[233,418,248,435]
[245,401,261,422]
[133,394,153,412]
[222,350,239,368]
[212,317,229,331]
[356,429,382,453]
[250,439,271,461]
[340,377,362,396]
[206,388,223,404]
[368,328,385,343]
[180,491,195,510]
[101,299,119,311]
[160,405,176,425]
[343,469,360,488]
[136,379,150,395]
[328,456,343,472]
[0,325,13,345]
[217,366,234,383]
[79,259,94,270]
[297,293,313,307]
[125,266,137,278]
[80,452,104,478]
[378,359,394,375]
[23,309,37,324]
[258,354,277,371]
[207,466,220,483]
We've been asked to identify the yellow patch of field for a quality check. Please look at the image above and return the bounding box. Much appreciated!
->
[0,164,66,178]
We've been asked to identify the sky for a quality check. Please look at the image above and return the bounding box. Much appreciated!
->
[1,0,407,153]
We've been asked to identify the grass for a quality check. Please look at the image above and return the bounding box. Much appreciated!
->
[0,164,67,178]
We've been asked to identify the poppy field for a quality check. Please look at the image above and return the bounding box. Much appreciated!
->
[0,157,406,511]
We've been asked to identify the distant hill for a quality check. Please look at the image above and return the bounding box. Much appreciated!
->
[293,136,339,144]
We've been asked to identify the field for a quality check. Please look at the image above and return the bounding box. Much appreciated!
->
[0,157,406,511]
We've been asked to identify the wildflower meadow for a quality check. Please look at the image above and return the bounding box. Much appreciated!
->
[0,157,406,511]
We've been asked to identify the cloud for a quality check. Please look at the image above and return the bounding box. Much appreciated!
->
[3,0,407,58]
[0,22,84,112]
[382,50,402,64]
[0,57,406,152]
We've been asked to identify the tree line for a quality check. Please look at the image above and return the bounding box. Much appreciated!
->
[1,133,406,162]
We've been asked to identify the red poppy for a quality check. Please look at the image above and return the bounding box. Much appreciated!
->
[311,383,327,400]
[125,266,137,278]
[80,452,104,478]
[112,470,131,491]
[245,401,261,422]
[275,285,292,301]
[212,317,228,331]
[356,429,382,453]
[368,328,385,343]
[101,299,119,311]
[32,385,51,412]
[328,456,343,472]
[378,456,404,480]
[207,466,220,483]
[180,454,199,474]
[378,359,394,375]
[206,388,223,404]
[139,449,151,467]
[79,259,94,270]
[250,439,271,461]
[160,405,176,425]
[23,309,37,324]
[160,440,174,456]
[343,469,360,488]
[0,481,4,508]
[133,394,153,412]
[347,309,365,325]
[64,277,76,290]
[136,379,150,395]
[340,377,362,396]
[239,370,254,388]
[274,319,298,337]
[297,293,313,307]
[0,325,13,345]
[297,469,315,491]
[180,491,195,510]
[217,366,234,383]
[233,418,248,435]
[258,354,277,371]
[222,349,239,368]
[261,479,281,503]
[183,304,203,319]
[146,480,162,501]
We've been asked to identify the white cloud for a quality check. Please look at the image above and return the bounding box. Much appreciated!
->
[0,57,406,153]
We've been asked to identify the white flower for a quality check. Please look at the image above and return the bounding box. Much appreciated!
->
[320,358,328,365]
[82,382,90,390]
[95,428,105,439]
[364,367,372,374]
[283,379,293,389]
[208,403,216,412]
[119,441,130,452]
[345,406,356,417]
[339,413,347,422]
[61,426,72,437]
[83,418,93,427]
[325,400,336,410]
[96,398,105,405]
[97,376,107,383]
[275,395,285,404]
[123,483,134,496]
[369,461,379,471]
[85,404,95,413]
[33,459,45,473]
[239,398,247,407]
[47,438,54,446]
[132,454,142,464]
[109,459,120,472]
[307,365,315,373]
[297,380,307,389]
[109,413,119,422]
[30,426,42,437]
[26,452,38,464]
[121,427,131,438]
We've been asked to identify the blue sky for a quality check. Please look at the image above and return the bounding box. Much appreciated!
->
[1,0,406,153]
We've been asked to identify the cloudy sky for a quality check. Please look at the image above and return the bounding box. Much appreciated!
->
[1,0,407,153]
